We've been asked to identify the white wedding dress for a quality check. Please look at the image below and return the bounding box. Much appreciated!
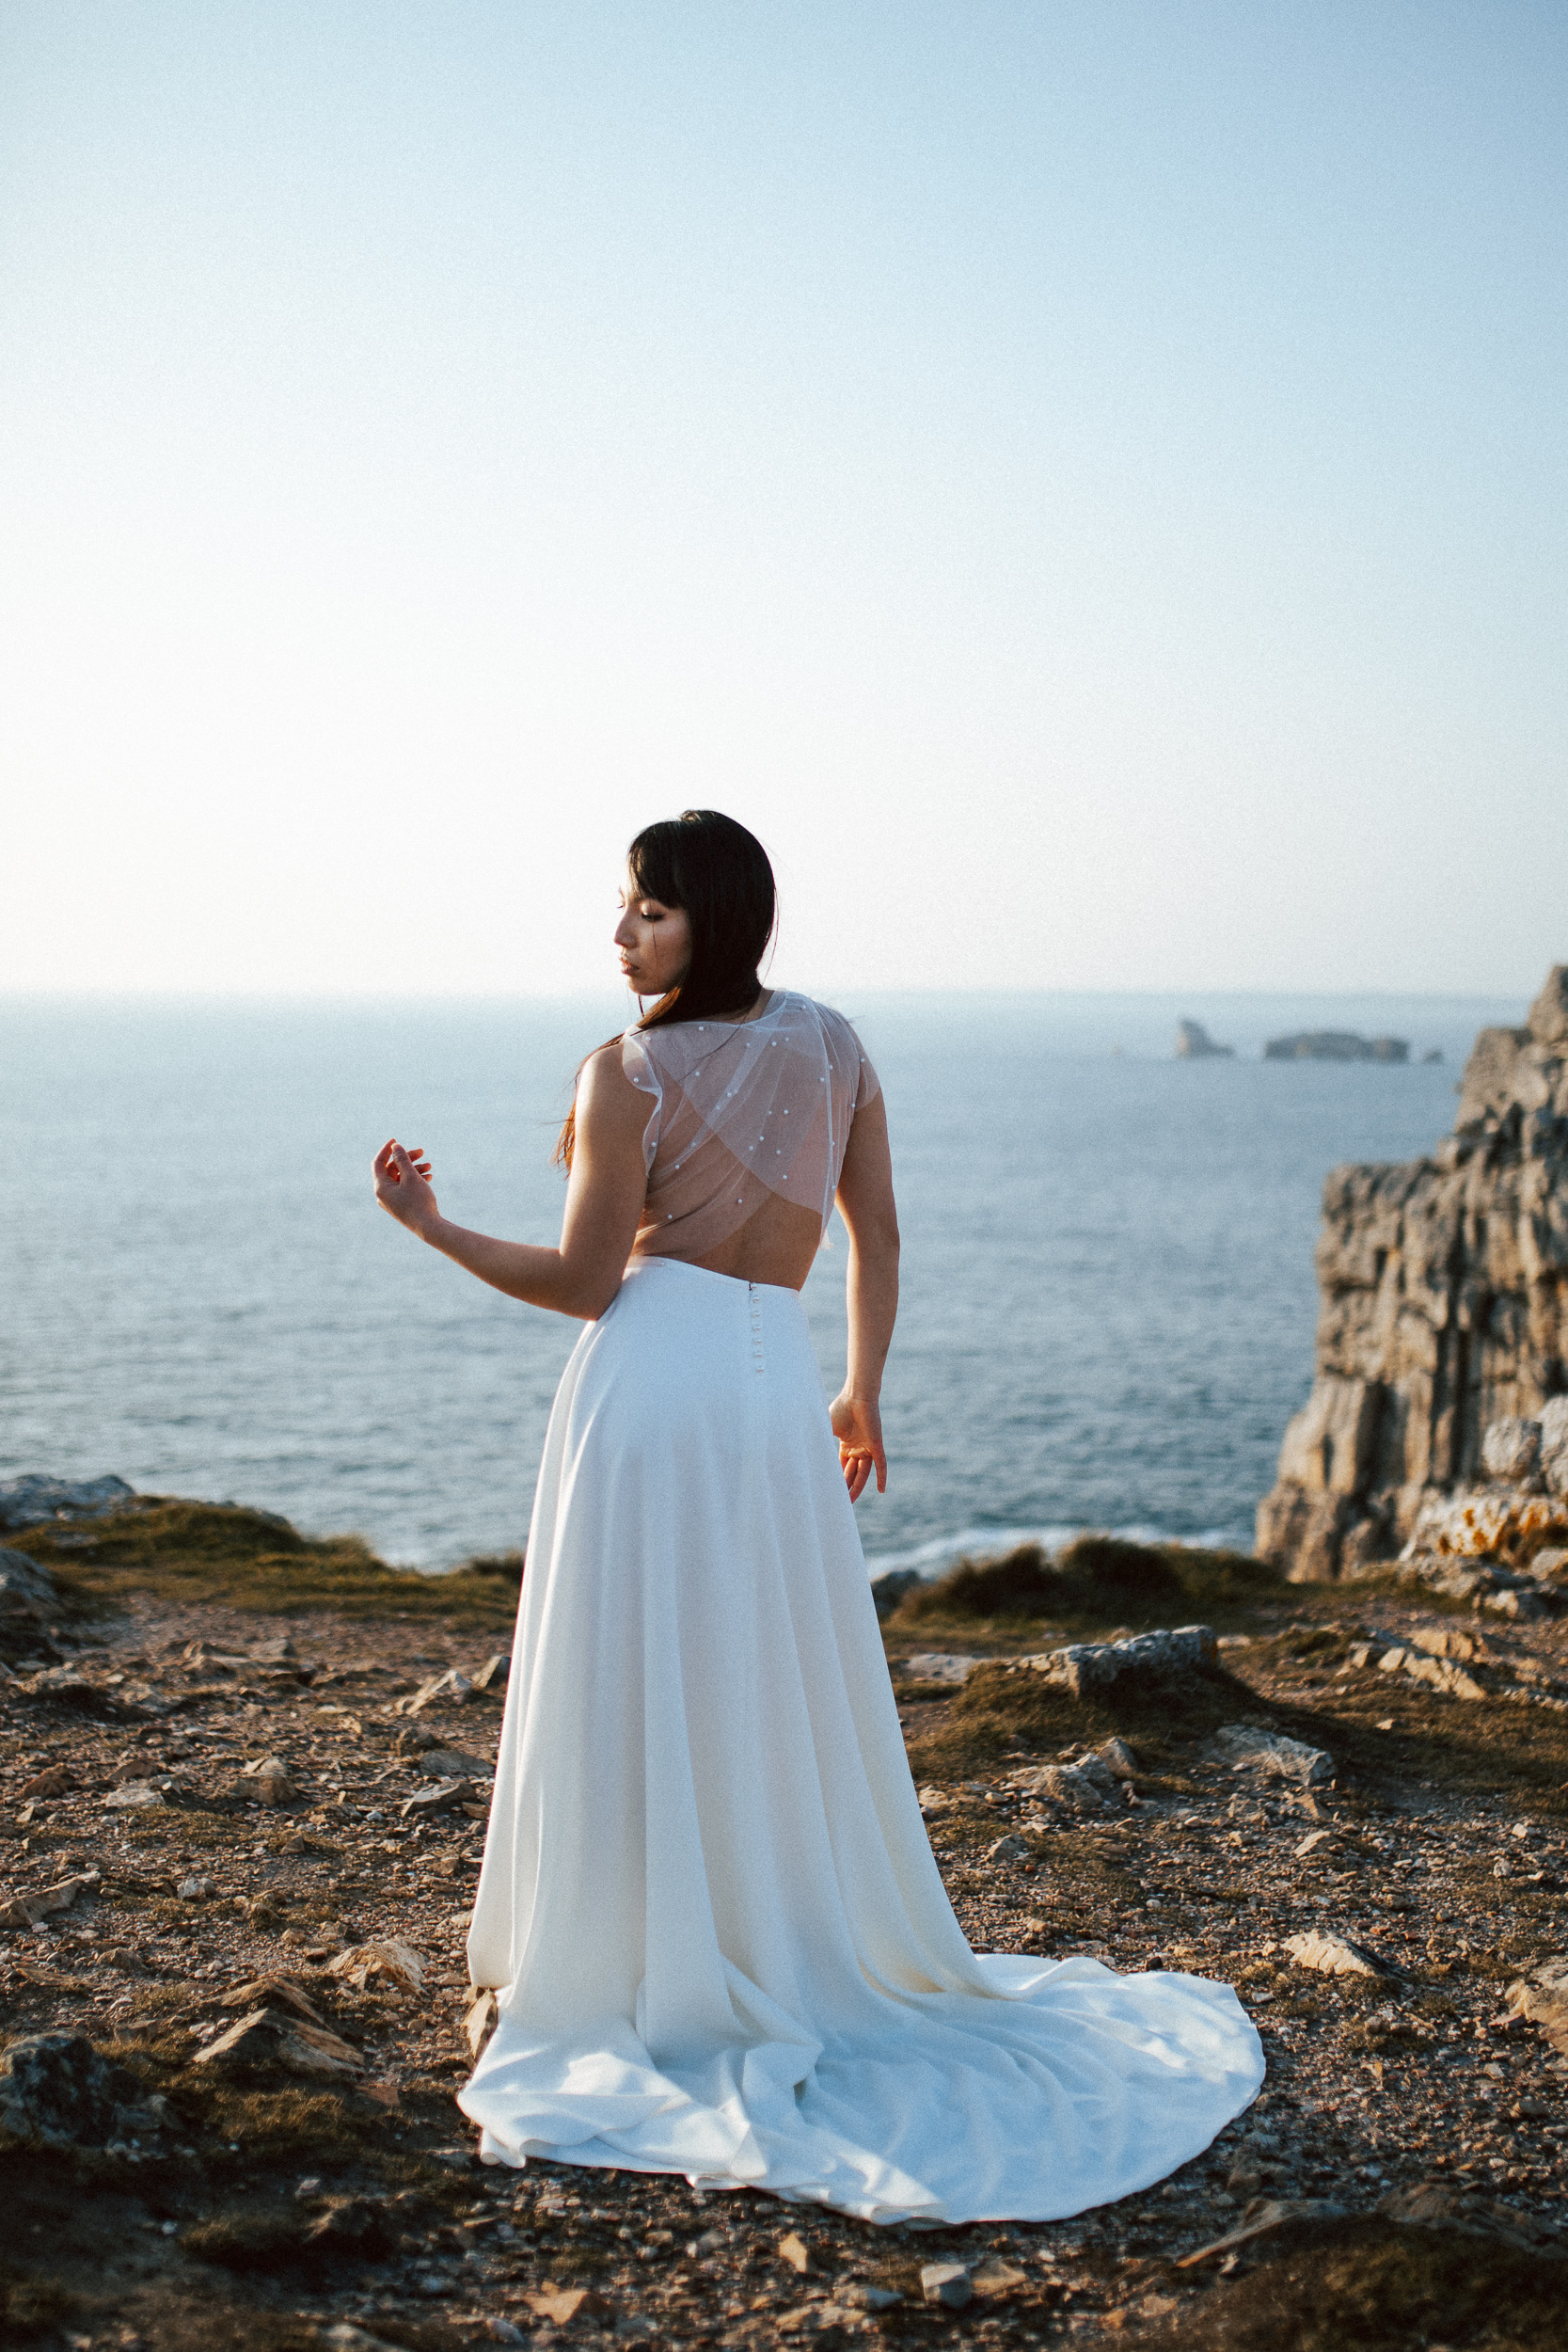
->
[460,995,1262,2223]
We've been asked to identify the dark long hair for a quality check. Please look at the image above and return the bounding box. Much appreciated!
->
[555,809,777,1170]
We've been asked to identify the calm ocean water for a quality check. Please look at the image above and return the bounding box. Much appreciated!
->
[2,990,1526,1577]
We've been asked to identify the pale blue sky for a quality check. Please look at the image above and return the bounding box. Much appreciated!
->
[2,3,1563,995]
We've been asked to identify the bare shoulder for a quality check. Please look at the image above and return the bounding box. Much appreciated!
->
[576,1039,652,1131]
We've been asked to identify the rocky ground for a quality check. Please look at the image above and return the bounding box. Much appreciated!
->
[1,1500,1564,2351]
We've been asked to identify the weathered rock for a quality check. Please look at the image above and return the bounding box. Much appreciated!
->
[0,2032,166,2146]
[986,1833,1033,1864]
[0,1474,136,1532]
[103,1779,166,1810]
[0,1867,101,1930]
[1212,1724,1334,1788]
[1176,2198,1351,2268]
[1504,1954,1568,2057]
[463,1989,499,2058]
[0,1548,57,1629]
[327,1937,425,1993]
[778,2230,811,2273]
[841,2280,903,2311]
[1011,1754,1123,1813]
[196,2006,363,2077]
[1481,1416,1544,1484]
[869,1568,922,1619]
[240,1755,296,1806]
[1257,965,1568,1579]
[1402,1485,1568,1566]
[403,1669,474,1714]
[1376,2181,1560,2249]
[920,2262,973,2309]
[1284,1928,1394,1979]
[19,1764,74,1799]
[1096,1735,1138,1779]
[526,2288,614,2325]
[897,1652,982,1684]
[1015,1625,1218,1693]
[419,1746,492,1781]
[400,1775,468,1818]
[1541,1396,1568,1497]
[968,2257,1029,2299]
[221,1974,328,2026]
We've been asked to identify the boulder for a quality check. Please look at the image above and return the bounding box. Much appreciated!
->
[1212,1724,1334,1788]
[895,1652,981,1684]
[0,1549,57,1629]
[0,2032,166,2147]
[1014,1625,1218,1693]
[1012,1754,1124,1812]
[0,1474,136,1532]
[869,1568,922,1619]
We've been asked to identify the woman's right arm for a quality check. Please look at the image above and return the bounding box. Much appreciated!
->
[372,1045,652,1321]
[830,1091,900,1499]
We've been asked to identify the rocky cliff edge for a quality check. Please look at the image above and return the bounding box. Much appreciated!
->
[1257,964,1568,1581]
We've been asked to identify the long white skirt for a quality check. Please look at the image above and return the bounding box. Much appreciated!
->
[460,1257,1262,2224]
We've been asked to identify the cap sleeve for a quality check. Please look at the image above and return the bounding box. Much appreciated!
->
[620,1031,663,1172]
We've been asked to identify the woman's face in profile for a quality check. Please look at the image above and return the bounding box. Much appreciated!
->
[614,871,692,997]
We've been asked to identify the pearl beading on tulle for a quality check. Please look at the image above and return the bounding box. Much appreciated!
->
[748,1280,765,1375]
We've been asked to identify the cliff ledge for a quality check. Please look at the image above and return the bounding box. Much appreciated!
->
[1257,964,1568,1580]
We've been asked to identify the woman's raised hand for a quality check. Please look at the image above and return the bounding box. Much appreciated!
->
[830,1392,887,1503]
[373,1139,439,1232]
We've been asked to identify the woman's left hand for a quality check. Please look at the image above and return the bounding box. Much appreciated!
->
[373,1138,439,1233]
[831,1392,886,1502]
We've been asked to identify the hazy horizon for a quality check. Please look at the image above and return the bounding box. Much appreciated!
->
[4,4,1564,1001]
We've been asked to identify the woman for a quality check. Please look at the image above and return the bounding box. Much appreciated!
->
[373,809,1261,2225]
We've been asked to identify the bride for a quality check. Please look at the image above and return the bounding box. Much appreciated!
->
[372,808,1261,2225]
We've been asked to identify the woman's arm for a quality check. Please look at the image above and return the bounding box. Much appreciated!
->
[829,1091,900,1500]
[372,1044,652,1321]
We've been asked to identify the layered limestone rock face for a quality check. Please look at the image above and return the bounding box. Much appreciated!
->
[1257,965,1568,1581]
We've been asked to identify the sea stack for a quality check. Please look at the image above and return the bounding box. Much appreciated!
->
[1256,965,1568,1581]
[1174,1019,1235,1059]
[1263,1030,1409,1062]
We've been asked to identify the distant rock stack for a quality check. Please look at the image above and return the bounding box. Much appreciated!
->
[1263,1030,1409,1062]
[1256,965,1568,1581]
[1174,1019,1235,1059]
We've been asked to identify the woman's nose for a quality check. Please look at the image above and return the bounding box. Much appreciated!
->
[612,913,636,947]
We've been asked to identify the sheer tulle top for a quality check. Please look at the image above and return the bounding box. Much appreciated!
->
[622,992,880,1263]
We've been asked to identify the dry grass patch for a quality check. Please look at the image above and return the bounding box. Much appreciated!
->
[887,1536,1283,1644]
[16,1499,520,1628]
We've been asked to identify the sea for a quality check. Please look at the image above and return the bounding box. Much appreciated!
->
[1,989,1528,1581]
